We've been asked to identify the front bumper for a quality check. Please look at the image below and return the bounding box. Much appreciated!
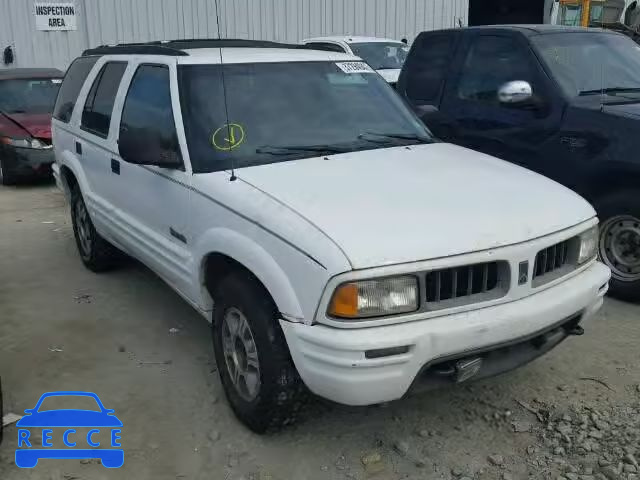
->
[1,145,54,179]
[281,261,610,406]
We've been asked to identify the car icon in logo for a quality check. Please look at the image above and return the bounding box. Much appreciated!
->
[15,391,123,468]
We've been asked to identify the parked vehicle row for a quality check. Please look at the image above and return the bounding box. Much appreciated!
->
[48,37,610,432]
[0,68,62,185]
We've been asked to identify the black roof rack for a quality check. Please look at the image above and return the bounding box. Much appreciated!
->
[82,39,310,57]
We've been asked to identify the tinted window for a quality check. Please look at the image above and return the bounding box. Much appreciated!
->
[349,42,409,70]
[532,33,640,98]
[53,56,99,123]
[457,36,535,103]
[0,78,61,114]
[179,62,430,173]
[306,42,346,53]
[403,33,456,104]
[81,62,127,138]
[120,65,180,163]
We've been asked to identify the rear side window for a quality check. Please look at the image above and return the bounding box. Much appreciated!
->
[53,56,99,123]
[119,65,180,161]
[81,62,127,138]
[402,33,457,104]
[457,36,535,103]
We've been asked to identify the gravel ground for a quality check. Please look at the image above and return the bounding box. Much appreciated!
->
[0,183,639,480]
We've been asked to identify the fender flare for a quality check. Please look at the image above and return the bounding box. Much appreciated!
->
[58,150,91,198]
[194,228,305,320]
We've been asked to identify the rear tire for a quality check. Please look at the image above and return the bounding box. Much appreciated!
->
[595,189,640,303]
[211,270,307,433]
[70,186,120,272]
[0,158,15,186]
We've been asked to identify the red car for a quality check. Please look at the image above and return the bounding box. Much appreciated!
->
[0,68,63,185]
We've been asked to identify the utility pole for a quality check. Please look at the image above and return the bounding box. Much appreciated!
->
[581,0,592,26]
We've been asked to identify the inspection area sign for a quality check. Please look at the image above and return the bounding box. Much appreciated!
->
[34,3,77,31]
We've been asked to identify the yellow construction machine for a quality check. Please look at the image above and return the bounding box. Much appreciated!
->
[552,0,626,27]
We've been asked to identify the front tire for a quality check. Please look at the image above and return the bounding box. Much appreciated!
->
[595,190,640,302]
[211,270,307,433]
[70,186,120,272]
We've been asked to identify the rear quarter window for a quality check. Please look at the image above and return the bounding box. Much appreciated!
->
[400,33,458,104]
[53,56,99,123]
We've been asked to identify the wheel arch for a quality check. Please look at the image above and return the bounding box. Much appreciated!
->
[59,164,78,196]
[58,150,91,200]
[196,229,306,322]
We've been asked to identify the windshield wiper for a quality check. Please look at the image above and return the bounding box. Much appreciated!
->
[358,131,432,144]
[256,144,351,156]
[579,87,640,96]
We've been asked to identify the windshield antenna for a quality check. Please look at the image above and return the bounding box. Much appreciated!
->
[599,39,605,111]
[214,0,237,181]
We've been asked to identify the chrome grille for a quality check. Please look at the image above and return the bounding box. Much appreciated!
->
[533,239,570,280]
[425,262,500,303]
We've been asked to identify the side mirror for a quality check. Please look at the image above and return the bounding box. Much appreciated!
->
[118,126,182,169]
[498,80,533,104]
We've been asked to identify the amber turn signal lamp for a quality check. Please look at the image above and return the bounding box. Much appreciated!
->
[328,283,359,318]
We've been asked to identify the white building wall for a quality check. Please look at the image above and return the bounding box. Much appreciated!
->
[0,0,469,70]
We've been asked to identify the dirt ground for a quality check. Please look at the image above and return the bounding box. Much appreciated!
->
[0,183,639,480]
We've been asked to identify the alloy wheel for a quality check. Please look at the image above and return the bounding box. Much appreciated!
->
[221,307,261,401]
[74,198,92,258]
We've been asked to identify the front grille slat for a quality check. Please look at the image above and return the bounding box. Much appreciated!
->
[426,261,501,306]
[533,238,572,283]
[555,242,564,269]
[451,269,458,299]
[482,263,489,292]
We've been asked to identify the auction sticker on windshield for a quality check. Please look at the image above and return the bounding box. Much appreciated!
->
[335,62,374,74]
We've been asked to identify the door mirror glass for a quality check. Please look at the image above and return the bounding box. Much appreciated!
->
[498,80,533,104]
[118,126,181,168]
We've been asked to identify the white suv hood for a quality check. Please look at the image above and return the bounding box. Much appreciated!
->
[237,143,595,269]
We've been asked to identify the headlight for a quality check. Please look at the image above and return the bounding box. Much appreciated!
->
[578,226,598,264]
[328,275,419,319]
[0,137,48,149]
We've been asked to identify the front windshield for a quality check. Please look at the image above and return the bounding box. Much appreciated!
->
[0,78,61,114]
[349,42,409,70]
[179,61,431,173]
[531,33,640,98]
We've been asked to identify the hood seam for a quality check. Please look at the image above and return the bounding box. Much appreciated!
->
[236,176,355,270]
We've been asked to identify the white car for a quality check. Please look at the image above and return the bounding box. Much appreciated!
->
[52,39,610,433]
[302,36,409,85]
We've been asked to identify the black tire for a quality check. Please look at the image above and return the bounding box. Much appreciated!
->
[595,189,640,303]
[211,270,307,433]
[0,376,3,445]
[70,185,120,272]
[0,158,15,186]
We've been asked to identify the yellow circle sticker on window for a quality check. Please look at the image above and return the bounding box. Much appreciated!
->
[212,123,245,151]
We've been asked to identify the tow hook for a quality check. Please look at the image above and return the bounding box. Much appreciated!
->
[565,325,584,336]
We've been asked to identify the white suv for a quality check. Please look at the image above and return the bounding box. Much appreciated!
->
[302,36,409,85]
[52,39,610,433]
